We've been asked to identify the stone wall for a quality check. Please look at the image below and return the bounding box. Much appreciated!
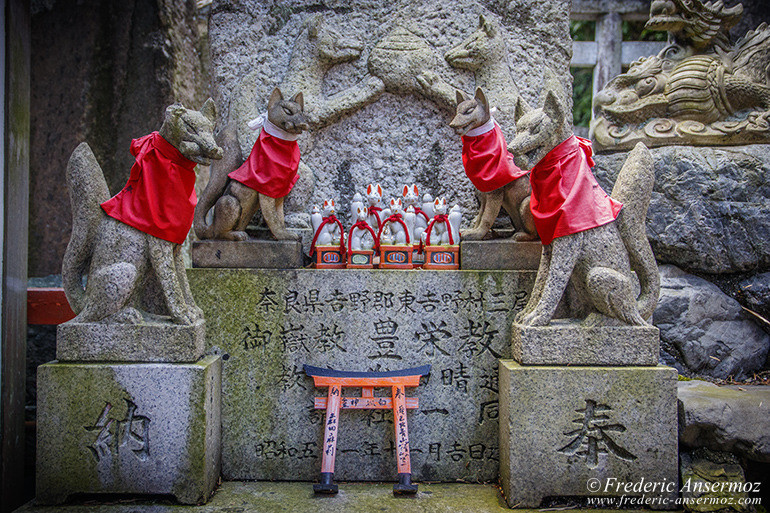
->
[189,268,535,482]
[208,0,572,228]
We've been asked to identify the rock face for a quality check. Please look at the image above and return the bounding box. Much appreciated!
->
[655,266,769,381]
[678,380,770,463]
[208,0,571,228]
[593,145,770,276]
[29,0,209,276]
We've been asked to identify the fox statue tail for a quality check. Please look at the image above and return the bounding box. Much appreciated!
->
[62,143,110,314]
[194,114,241,239]
[610,142,660,321]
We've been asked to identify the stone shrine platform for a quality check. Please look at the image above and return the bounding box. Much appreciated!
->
[15,481,650,513]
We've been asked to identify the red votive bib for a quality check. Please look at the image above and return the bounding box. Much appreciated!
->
[461,121,528,192]
[228,129,301,199]
[101,132,198,245]
[529,135,623,245]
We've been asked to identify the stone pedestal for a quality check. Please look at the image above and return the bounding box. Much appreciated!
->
[499,361,678,509]
[192,240,304,269]
[460,240,541,270]
[56,318,205,363]
[512,321,659,366]
[36,355,222,505]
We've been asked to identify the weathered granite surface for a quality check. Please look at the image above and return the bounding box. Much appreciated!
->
[655,266,769,381]
[188,268,535,482]
[192,240,304,269]
[499,361,678,509]
[208,0,572,230]
[56,318,205,363]
[460,240,541,270]
[680,449,754,513]
[511,320,659,366]
[593,145,770,276]
[36,355,222,504]
[678,380,770,463]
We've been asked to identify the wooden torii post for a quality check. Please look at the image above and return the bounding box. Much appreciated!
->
[303,364,431,495]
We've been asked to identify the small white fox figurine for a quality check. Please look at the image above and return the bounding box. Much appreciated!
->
[424,197,462,245]
[380,198,415,245]
[311,199,343,246]
[349,204,376,251]
[365,183,390,231]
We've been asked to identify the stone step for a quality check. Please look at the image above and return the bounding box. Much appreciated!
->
[15,481,646,512]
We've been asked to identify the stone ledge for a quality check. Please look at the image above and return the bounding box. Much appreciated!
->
[192,240,304,269]
[57,318,205,363]
[512,320,659,366]
[460,240,541,270]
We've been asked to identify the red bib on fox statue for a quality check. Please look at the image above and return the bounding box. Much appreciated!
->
[227,118,301,199]
[528,135,623,245]
[101,132,198,245]
[461,118,528,192]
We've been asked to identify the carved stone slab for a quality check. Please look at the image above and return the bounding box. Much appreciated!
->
[460,240,542,270]
[499,362,678,509]
[188,268,536,482]
[192,240,304,269]
[56,318,205,363]
[36,355,221,505]
[512,321,660,366]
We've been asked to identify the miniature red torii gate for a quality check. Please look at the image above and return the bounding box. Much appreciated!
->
[303,364,431,495]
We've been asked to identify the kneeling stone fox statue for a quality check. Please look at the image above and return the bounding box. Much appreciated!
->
[63,99,223,325]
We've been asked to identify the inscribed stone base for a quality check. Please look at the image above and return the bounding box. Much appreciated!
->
[511,321,659,366]
[460,241,541,270]
[499,362,678,509]
[188,269,536,482]
[192,240,304,269]
[36,355,222,505]
[56,318,205,363]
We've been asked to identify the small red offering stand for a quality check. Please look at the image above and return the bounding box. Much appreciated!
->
[303,364,431,495]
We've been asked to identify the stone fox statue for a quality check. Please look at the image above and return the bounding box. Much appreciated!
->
[449,87,537,241]
[194,88,309,241]
[509,73,660,327]
[63,99,223,325]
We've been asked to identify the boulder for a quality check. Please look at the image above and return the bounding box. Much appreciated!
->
[593,145,770,275]
[655,265,769,380]
[678,380,770,463]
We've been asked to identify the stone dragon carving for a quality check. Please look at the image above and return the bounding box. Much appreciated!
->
[591,0,770,150]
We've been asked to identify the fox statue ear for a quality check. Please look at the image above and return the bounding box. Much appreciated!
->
[377,184,383,196]
[268,88,283,109]
[201,98,217,123]
[412,184,418,195]
[456,89,470,106]
[290,91,304,111]
[367,184,373,195]
[403,185,409,196]
[542,88,564,125]
[307,14,323,39]
[474,87,490,117]
[513,96,531,125]
[479,14,496,37]
[165,103,186,121]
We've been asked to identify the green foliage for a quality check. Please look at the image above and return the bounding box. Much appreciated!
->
[570,20,595,41]
[623,20,667,41]
[571,68,593,128]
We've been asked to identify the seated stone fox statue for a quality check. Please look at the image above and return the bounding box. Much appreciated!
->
[194,87,309,241]
[63,99,223,325]
[509,73,659,327]
[449,88,537,241]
